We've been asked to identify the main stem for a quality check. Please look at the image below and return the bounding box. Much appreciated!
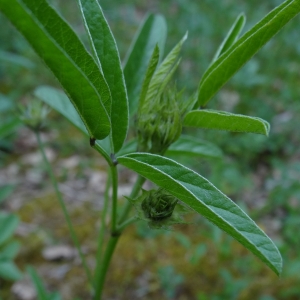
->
[93,174,145,300]
[110,164,118,234]
[93,171,111,289]
[35,131,93,285]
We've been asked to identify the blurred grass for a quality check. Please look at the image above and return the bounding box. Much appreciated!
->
[1,0,300,299]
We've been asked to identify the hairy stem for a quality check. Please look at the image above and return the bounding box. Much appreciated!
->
[35,131,93,285]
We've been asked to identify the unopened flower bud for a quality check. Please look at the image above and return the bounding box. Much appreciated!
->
[141,188,178,221]
[137,89,182,154]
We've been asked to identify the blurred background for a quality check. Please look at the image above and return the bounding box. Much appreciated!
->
[1,0,300,299]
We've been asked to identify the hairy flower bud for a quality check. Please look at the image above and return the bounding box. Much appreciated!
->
[137,89,182,154]
[141,188,178,221]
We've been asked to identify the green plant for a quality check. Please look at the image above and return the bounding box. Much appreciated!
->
[0,185,22,282]
[1,0,300,298]
[0,213,21,282]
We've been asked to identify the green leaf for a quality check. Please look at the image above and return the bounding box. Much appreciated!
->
[0,261,22,281]
[117,135,222,159]
[118,153,282,275]
[183,110,270,135]
[0,241,20,260]
[138,45,160,110]
[0,213,19,245]
[145,33,187,105]
[123,14,167,116]
[34,86,110,155]
[0,0,111,140]
[78,0,128,153]
[0,118,21,139]
[0,185,15,205]
[27,266,49,300]
[0,50,35,69]
[116,139,136,156]
[166,135,222,158]
[212,13,246,62]
[198,0,300,107]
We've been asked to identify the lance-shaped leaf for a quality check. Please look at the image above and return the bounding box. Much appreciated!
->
[198,0,300,107]
[34,86,110,156]
[138,45,160,111]
[0,213,19,245]
[166,135,222,158]
[0,0,111,140]
[123,14,167,116]
[78,0,128,153]
[0,261,22,281]
[118,153,282,275]
[0,241,20,260]
[145,33,187,105]
[184,110,270,135]
[211,13,246,63]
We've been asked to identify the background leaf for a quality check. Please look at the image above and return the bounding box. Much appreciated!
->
[0,119,21,139]
[0,185,15,205]
[0,261,22,281]
[78,0,128,153]
[183,110,270,135]
[34,86,110,156]
[0,241,20,260]
[0,0,111,140]
[0,213,19,245]
[123,14,167,116]
[198,0,300,107]
[116,135,222,159]
[118,153,282,275]
[166,135,223,158]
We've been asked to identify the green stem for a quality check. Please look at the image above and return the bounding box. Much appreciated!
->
[118,175,146,224]
[92,141,113,167]
[116,216,137,232]
[110,165,118,234]
[93,175,146,299]
[93,171,111,287]
[35,131,93,286]
[93,236,119,300]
